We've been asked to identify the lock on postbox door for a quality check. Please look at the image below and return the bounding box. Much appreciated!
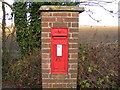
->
[51,28,68,74]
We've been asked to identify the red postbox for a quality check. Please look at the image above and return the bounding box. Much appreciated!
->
[51,28,68,74]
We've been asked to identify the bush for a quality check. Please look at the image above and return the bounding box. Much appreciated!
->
[77,42,119,88]
[3,51,42,88]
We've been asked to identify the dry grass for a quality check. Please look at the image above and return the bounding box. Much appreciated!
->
[79,26,118,30]
[79,26,118,45]
[0,25,14,37]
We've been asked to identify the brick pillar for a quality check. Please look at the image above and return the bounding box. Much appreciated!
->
[40,6,84,89]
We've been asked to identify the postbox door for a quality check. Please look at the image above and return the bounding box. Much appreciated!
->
[51,38,68,74]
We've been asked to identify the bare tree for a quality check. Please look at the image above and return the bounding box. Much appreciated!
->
[2,0,6,66]
[78,0,119,22]
[1,0,15,66]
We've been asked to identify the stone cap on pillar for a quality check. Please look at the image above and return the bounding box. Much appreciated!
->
[39,5,84,13]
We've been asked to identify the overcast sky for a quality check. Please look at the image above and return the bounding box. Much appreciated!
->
[0,0,119,26]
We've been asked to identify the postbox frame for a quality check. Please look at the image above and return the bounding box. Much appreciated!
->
[51,28,68,74]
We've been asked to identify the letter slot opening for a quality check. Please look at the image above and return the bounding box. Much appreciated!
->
[53,36,66,37]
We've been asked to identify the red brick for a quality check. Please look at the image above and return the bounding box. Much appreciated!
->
[50,74,66,78]
[42,69,50,73]
[56,17,64,22]
[50,13,53,16]
[68,22,72,27]
[42,54,50,58]
[42,64,49,68]
[41,23,48,27]
[70,64,78,68]
[68,13,71,16]
[68,33,72,37]
[69,38,78,43]
[69,69,77,73]
[42,79,54,83]
[52,84,66,88]
[41,49,50,53]
[69,28,78,32]
[42,28,50,32]
[65,18,78,22]
[72,23,78,27]
[41,33,49,37]
[42,59,50,63]
[42,74,49,78]
[67,83,77,88]
[42,39,50,43]
[72,33,78,37]
[71,74,77,78]
[53,23,67,28]
[41,12,50,16]
[42,17,56,22]
[53,13,67,16]
[69,59,78,63]
[69,49,78,53]
[42,79,76,83]
[49,23,53,27]
[42,44,50,48]
[72,13,79,17]
[69,44,78,48]
[70,54,78,58]
[42,83,50,88]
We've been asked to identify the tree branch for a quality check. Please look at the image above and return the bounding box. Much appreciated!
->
[0,1,15,11]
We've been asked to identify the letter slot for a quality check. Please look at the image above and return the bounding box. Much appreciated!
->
[51,28,68,74]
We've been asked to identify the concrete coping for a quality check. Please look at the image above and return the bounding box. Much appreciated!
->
[39,5,84,13]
